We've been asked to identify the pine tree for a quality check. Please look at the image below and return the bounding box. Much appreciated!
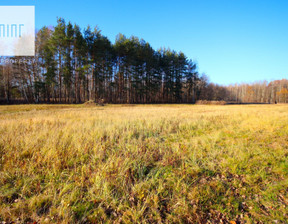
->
[51,18,66,102]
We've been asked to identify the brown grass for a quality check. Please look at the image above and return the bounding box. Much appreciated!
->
[0,104,288,223]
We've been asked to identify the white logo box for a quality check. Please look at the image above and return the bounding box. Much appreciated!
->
[0,6,35,56]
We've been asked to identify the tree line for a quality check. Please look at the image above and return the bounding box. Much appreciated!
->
[200,79,288,104]
[0,18,205,104]
[0,18,287,104]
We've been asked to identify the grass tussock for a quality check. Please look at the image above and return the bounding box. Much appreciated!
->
[83,99,105,107]
[83,100,98,106]
[196,100,226,105]
[0,104,288,223]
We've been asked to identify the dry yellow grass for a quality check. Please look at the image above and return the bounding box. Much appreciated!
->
[0,104,288,223]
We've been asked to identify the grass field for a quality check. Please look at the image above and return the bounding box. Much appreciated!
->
[1,104,288,223]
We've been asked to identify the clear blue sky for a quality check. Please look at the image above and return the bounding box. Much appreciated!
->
[1,0,288,85]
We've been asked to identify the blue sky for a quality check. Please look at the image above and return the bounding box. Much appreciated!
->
[1,0,288,85]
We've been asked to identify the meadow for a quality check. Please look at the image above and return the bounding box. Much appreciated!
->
[0,104,288,223]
